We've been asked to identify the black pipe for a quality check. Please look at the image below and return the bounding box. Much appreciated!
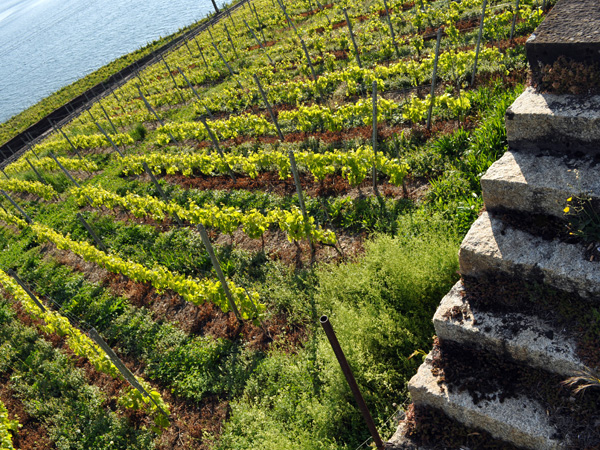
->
[319,315,384,450]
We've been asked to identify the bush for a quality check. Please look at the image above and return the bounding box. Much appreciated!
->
[218,221,459,449]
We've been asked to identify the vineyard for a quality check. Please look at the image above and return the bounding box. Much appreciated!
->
[0,0,551,448]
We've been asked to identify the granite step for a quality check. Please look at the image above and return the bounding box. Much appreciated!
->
[481,149,600,219]
[505,87,600,155]
[408,354,565,450]
[459,212,600,298]
[433,281,586,377]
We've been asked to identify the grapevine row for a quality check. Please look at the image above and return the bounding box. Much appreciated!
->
[0,268,171,428]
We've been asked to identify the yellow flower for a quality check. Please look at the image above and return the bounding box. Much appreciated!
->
[564,206,570,213]
[567,197,572,202]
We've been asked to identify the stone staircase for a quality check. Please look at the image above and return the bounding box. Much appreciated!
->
[387,1,600,448]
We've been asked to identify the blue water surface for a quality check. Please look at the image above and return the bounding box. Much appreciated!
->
[0,0,225,123]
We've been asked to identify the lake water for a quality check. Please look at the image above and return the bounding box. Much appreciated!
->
[0,0,227,123]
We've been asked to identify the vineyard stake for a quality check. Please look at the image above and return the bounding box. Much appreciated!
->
[95,122,124,157]
[276,0,296,31]
[25,132,40,160]
[47,152,90,201]
[372,81,379,196]
[471,0,487,86]
[343,8,362,68]
[194,38,210,70]
[141,162,183,226]
[86,108,97,124]
[184,40,195,58]
[382,0,400,59]
[288,151,310,226]
[111,86,121,103]
[196,223,242,321]
[223,23,239,58]
[210,0,220,15]
[1,168,9,180]
[244,20,274,65]
[7,270,45,312]
[76,213,108,253]
[88,328,170,418]
[313,0,331,24]
[98,100,118,134]
[25,158,47,185]
[136,86,178,143]
[211,42,244,90]
[320,315,384,450]
[51,123,83,160]
[427,27,443,130]
[161,56,186,104]
[254,75,284,140]
[251,4,267,42]
[176,68,215,119]
[197,116,236,180]
[300,38,318,82]
[510,0,520,41]
[1,190,33,224]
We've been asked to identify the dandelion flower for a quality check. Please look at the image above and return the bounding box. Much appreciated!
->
[567,197,572,202]
[564,206,570,213]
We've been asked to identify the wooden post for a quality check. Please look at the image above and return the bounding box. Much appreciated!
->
[211,42,244,90]
[25,158,47,185]
[300,38,318,81]
[1,168,10,180]
[95,122,124,157]
[244,20,274,65]
[427,27,443,130]
[288,151,308,222]
[111,87,121,103]
[141,162,183,226]
[197,116,236,180]
[7,270,45,312]
[1,190,33,224]
[253,75,284,140]
[471,0,487,86]
[184,40,195,58]
[277,0,296,32]
[372,81,379,196]
[251,3,267,42]
[510,0,520,41]
[25,132,39,160]
[48,153,84,191]
[76,213,108,252]
[194,38,210,70]
[223,24,239,58]
[343,8,362,68]
[137,86,178,143]
[382,0,400,59]
[98,101,118,134]
[210,0,220,14]
[196,223,242,320]
[52,123,83,160]
[176,68,215,119]
[88,328,169,418]
[161,56,186,104]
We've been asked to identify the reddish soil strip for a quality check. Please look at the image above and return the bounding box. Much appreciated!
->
[163,171,417,199]
[247,40,276,51]
[0,374,52,449]
[6,274,236,449]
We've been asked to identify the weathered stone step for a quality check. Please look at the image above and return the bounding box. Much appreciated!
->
[433,281,586,377]
[408,355,564,450]
[505,87,600,155]
[459,212,600,298]
[481,149,600,219]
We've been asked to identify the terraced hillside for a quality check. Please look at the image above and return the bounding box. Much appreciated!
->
[0,0,551,448]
